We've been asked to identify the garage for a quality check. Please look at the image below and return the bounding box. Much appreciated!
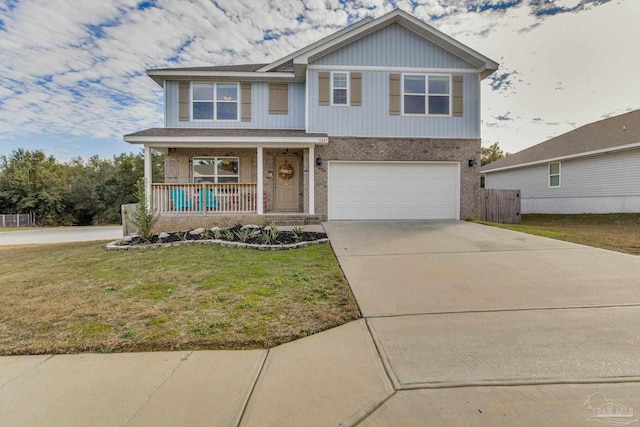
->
[328,162,460,220]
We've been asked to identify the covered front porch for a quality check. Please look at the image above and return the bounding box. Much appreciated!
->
[124,128,328,228]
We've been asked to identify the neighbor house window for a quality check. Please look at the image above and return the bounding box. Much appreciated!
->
[549,162,561,187]
[192,157,239,183]
[331,72,349,105]
[192,83,238,121]
[403,74,451,116]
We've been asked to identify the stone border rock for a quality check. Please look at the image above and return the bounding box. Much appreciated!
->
[106,238,330,251]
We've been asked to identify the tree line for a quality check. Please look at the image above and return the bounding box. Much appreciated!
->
[0,149,163,226]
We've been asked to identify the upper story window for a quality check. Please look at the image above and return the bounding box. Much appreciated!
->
[192,83,239,121]
[331,72,349,106]
[193,157,239,183]
[549,162,561,187]
[403,74,451,116]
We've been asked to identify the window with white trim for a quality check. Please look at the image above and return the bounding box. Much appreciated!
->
[192,83,239,121]
[192,157,239,183]
[549,162,561,187]
[403,74,451,116]
[331,72,349,105]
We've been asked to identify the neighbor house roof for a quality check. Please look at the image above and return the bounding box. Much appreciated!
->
[147,8,498,86]
[482,110,640,173]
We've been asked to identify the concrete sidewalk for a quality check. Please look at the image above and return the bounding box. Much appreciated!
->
[2,220,640,426]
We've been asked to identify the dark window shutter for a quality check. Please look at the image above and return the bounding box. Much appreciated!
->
[178,81,189,121]
[453,75,463,117]
[241,83,251,122]
[319,72,330,106]
[269,84,288,114]
[389,74,400,115]
[351,72,362,106]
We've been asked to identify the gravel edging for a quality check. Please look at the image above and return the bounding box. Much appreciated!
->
[106,238,330,251]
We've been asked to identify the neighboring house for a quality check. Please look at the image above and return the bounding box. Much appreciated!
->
[124,9,498,229]
[482,110,640,214]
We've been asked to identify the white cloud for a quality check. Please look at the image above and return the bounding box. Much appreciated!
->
[0,0,637,159]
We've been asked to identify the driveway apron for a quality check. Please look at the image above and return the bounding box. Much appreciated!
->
[324,220,640,426]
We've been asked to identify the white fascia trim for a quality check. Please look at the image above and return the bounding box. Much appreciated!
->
[257,17,374,72]
[124,136,329,145]
[305,67,309,131]
[148,70,297,79]
[308,65,480,74]
[482,141,640,174]
[397,12,498,70]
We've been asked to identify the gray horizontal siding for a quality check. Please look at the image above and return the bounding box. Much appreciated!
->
[312,24,476,69]
[307,69,480,138]
[484,149,640,199]
[166,81,305,129]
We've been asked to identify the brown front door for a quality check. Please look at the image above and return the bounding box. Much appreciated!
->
[274,156,299,211]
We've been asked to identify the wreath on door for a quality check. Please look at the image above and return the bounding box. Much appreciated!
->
[278,160,295,180]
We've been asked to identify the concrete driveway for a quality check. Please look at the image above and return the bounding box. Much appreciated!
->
[325,221,640,426]
[2,221,640,426]
[0,226,122,245]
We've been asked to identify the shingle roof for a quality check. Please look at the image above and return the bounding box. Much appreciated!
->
[482,110,640,172]
[124,128,327,138]
[149,64,268,73]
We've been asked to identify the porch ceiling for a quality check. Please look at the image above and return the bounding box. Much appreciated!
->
[124,128,329,147]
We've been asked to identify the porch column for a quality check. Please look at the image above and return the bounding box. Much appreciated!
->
[257,146,264,215]
[144,145,152,208]
[308,145,315,215]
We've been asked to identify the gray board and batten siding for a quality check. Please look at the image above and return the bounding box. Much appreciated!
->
[165,81,305,129]
[484,149,640,214]
[307,69,480,138]
[307,23,481,138]
[311,23,477,69]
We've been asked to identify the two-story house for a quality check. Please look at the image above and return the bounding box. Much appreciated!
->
[124,9,498,230]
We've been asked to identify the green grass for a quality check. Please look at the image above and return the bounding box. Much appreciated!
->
[476,213,640,255]
[0,241,360,355]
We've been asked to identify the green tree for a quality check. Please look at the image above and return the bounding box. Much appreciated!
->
[0,149,70,225]
[481,142,508,166]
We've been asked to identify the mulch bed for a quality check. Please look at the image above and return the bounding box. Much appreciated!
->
[116,224,327,247]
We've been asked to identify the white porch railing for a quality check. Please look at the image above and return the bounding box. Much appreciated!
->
[152,183,259,214]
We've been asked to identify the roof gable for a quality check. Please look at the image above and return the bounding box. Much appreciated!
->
[310,23,478,69]
[482,110,640,173]
[146,9,498,86]
[264,9,497,78]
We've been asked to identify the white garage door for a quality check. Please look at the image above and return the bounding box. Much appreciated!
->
[328,162,459,220]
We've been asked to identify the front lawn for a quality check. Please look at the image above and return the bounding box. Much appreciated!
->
[0,241,360,355]
[479,213,640,255]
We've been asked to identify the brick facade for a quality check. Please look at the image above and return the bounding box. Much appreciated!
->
[314,137,481,220]
[157,137,481,228]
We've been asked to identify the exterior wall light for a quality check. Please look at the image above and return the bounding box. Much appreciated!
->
[316,157,323,166]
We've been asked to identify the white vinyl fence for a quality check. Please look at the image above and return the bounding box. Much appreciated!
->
[0,213,33,227]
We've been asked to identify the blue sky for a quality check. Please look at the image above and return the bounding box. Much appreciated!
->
[0,0,637,160]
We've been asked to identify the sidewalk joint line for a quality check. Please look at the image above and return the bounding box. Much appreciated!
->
[123,351,193,427]
[0,354,55,388]
[337,246,585,258]
[395,376,640,391]
[365,303,640,320]
[365,318,400,391]
[236,348,270,427]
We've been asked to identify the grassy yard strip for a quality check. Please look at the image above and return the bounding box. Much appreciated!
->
[477,213,640,255]
[0,241,360,355]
